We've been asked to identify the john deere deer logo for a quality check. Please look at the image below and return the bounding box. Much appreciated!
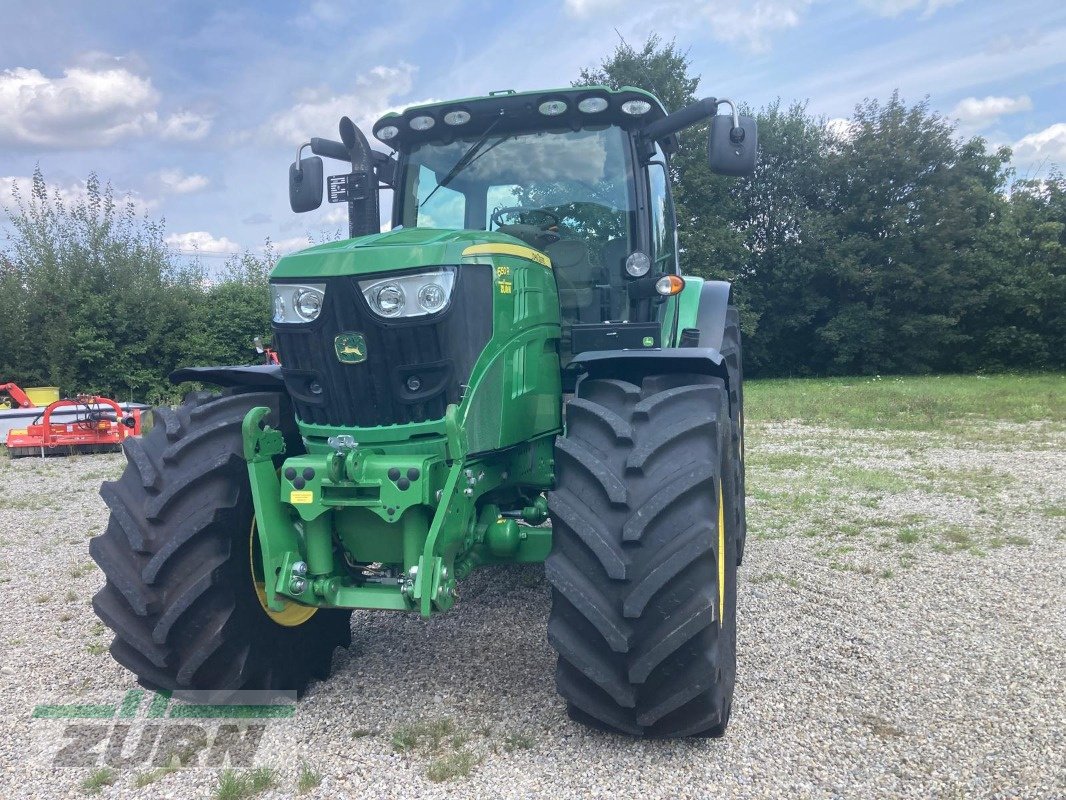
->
[334,332,367,364]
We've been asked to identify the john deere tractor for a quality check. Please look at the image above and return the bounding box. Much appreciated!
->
[91,86,756,738]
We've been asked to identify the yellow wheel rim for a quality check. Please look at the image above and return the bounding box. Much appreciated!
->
[718,480,726,625]
[250,519,317,627]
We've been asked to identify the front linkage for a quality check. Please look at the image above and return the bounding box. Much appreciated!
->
[242,406,553,619]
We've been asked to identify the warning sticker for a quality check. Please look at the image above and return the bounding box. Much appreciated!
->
[289,490,314,505]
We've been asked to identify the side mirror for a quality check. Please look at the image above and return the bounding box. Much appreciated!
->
[708,113,758,177]
[289,154,323,212]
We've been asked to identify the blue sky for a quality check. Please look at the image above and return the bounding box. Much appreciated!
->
[2,0,1064,259]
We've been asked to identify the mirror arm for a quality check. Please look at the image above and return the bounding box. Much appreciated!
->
[310,137,351,162]
[293,143,312,174]
[642,97,718,142]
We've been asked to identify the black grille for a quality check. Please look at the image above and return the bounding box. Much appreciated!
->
[273,265,493,427]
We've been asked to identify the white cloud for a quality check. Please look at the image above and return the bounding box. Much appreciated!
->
[270,236,313,254]
[165,231,240,255]
[862,0,961,17]
[0,64,213,148]
[825,117,855,140]
[950,95,1032,128]
[1012,123,1066,169]
[562,0,813,53]
[158,110,213,141]
[263,64,427,146]
[157,169,210,194]
[703,0,812,53]
[563,0,628,15]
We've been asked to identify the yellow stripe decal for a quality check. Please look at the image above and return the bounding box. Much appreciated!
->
[462,243,552,268]
[718,481,725,625]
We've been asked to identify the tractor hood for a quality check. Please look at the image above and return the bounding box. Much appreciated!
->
[271,228,542,279]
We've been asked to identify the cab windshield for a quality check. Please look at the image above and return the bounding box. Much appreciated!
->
[397,126,636,321]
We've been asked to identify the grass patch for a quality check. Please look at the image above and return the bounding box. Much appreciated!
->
[81,767,115,794]
[297,760,321,793]
[833,466,912,495]
[896,529,921,544]
[134,766,177,787]
[215,768,276,800]
[426,749,479,783]
[502,731,535,752]
[748,572,801,588]
[746,373,1066,430]
[391,718,456,753]
[70,563,95,578]
[392,716,482,783]
[922,466,1013,499]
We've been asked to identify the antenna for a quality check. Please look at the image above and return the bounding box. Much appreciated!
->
[613,27,667,110]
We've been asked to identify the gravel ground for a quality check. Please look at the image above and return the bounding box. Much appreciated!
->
[0,420,1063,799]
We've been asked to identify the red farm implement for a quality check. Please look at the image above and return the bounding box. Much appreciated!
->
[4,395,142,458]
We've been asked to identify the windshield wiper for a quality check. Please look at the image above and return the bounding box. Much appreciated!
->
[420,112,504,208]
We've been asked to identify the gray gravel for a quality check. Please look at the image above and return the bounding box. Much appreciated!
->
[0,420,1063,799]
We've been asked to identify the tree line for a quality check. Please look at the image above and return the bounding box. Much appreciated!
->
[0,170,276,404]
[1,37,1063,404]
[582,36,1064,376]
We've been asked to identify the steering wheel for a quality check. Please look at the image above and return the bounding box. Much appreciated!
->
[490,206,561,231]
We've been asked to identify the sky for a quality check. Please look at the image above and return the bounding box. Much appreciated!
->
[1,0,1063,260]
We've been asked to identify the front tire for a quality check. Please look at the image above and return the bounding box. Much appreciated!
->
[90,391,351,695]
[547,374,738,737]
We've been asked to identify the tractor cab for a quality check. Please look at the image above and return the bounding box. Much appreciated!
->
[288,86,756,359]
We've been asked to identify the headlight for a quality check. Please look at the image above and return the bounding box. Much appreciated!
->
[625,251,651,277]
[293,287,324,321]
[359,268,456,319]
[375,284,405,317]
[271,283,326,324]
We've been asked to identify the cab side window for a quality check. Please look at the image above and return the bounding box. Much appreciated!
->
[648,146,677,274]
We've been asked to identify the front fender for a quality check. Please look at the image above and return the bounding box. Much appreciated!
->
[677,277,731,351]
[169,364,286,390]
[568,347,727,389]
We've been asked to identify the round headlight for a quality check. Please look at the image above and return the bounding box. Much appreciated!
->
[409,115,435,131]
[377,125,399,140]
[292,287,323,321]
[273,293,286,323]
[625,251,652,277]
[621,99,652,116]
[443,110,470,126]
[538,100,567,116]
[418,283,448,313]
[578,97,608,113]
[375,284,405,316]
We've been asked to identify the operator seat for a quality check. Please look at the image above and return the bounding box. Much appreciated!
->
[545,239,601,324]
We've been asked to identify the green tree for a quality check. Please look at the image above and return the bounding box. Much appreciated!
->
[1,168,277,403]
[821,93,1012,374]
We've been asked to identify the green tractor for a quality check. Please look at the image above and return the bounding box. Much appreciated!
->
[91,86,757,738]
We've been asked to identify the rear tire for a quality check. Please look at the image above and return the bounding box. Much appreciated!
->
[547,373,738,737]
[90,391,351,695]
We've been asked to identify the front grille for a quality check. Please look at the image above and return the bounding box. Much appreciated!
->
[273,265,493,427]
